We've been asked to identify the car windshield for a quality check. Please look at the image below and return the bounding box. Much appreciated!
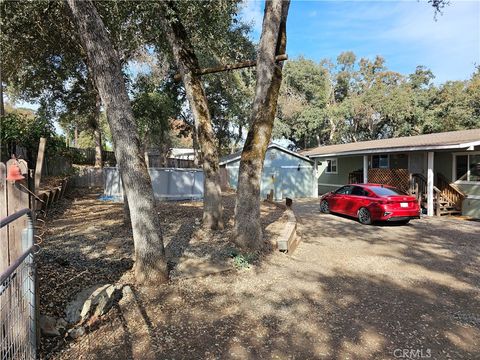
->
[370,186,407,196]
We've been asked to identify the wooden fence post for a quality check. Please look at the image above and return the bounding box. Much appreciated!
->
[34,137,46,194]
[5,159,30,263]
[0,162,8,272]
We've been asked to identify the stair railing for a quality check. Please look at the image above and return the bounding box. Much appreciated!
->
[436,173,465,210]
[410,173,427,206]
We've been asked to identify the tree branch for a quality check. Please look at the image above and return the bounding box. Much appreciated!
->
[173,54,288,81]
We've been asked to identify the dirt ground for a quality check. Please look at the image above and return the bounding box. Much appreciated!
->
[38,189,284,358]
[40,195,479,360]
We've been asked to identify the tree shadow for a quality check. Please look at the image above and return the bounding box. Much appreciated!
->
[83,266,478,359]
[51,193,480,359]
[39,189,285,358]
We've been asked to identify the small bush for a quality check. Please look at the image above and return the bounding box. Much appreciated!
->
[230,251,256,269]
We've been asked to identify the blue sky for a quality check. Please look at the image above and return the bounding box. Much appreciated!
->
[13,0,479,112]
[240,0,480,83]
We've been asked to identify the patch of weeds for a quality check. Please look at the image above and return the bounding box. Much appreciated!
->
[229,249,256,269]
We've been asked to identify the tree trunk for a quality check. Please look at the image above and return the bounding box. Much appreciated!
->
[0,64,4,117]
[192,127,201,167]
[74,126,78,148]
[328,118,336,143]
[234,0,290,249]
[93,92,103,167]
[94,127,102,167]
[159,2,223,230]
[66,0,168,284]
[233,124,243,153]
[122,180,131,225]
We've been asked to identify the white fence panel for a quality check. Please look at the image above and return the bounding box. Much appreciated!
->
[72,167,104,187]
[103,167,204,201]
[104,167,123,196]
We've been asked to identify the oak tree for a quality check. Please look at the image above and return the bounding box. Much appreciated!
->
[234,0,291,249]
[66,0,168,284]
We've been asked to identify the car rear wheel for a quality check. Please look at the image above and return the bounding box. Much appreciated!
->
[358,207,372,225]
[320,200,330,214]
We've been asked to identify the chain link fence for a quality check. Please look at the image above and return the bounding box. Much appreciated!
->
[1,210,37,360]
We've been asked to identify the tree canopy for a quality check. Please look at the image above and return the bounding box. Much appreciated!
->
[274,53,480,149]
[0,0,255,156]
[1,0,477,158]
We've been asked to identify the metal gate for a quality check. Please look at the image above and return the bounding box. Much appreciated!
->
[0,209,36,360]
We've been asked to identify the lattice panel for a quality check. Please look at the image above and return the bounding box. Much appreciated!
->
[368,168,410,193]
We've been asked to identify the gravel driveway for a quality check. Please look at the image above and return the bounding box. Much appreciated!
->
[54,197,479,360]
[290,199,480,359]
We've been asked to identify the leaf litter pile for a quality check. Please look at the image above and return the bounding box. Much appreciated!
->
[38,189,285,359]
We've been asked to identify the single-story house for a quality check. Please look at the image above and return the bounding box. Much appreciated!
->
[220,143,314,200]
[302,128,480,218]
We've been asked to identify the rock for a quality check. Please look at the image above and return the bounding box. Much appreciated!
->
[40,315,60,337]
[118,285,134,307]
[65,284,105,324]
[65,283,120,325]
[56,318,68,331]
[68,326,85,340]
[93,285,118,318]
[79,298,93,321]
[194,218,201,225]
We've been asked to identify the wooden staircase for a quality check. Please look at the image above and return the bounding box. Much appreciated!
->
[435,173,465,216]
[410,173,465,216]
[433,188,462,216]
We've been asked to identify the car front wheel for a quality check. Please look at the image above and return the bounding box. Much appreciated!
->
[358,207,372,225]
[320,200,330,214]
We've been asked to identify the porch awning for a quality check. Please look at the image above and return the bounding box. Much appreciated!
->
[303,128,480,158]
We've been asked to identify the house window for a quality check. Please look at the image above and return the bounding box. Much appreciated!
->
[371,154,389,169]
[325,158,338,174]
[454,153,480,182]
[469,155,480,182]
[390,153,408,169]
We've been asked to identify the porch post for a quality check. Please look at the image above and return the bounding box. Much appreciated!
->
[312,158,319,197]
[363,155,368,183]
[427,151,434,216]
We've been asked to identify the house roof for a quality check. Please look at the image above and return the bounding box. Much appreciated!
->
[303,128,480,158]
[219,143,312,165]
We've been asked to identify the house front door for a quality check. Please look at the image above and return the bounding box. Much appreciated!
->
[409,152,426,177]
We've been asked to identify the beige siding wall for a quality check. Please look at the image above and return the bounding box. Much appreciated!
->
[462,198,480,218]
[434,151,453,182]
[456,183,480,196]
[317,156,363,194]
[435,149,480,218]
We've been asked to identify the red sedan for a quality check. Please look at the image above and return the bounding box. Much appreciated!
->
[319,183,420,225]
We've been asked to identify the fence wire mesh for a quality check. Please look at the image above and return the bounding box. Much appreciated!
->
[0,253,36,360]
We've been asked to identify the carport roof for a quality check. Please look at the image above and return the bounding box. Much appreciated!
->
[302,128,480,158]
